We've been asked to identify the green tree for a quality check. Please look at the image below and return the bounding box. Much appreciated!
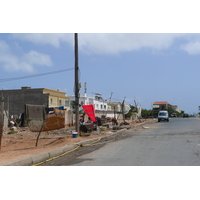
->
[141,109,152,119]
[181,110,184,115]
[164,106,175,116]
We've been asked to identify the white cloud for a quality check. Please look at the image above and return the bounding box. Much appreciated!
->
[15,33,200,56]
[12,33,185,54]
[23,50,53,66]
[12,33,72,48]
[180,41,200,55]
[0,40,53,72]
[78,33,184,54]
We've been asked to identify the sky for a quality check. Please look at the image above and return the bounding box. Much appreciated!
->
[0,33,200,114]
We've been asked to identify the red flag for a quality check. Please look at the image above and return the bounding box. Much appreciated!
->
[82,104,97,123]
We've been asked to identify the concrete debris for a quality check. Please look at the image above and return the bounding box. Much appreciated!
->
[10,126,18,131]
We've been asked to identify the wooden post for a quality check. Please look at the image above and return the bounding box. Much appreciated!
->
[122,97,126,123]
[35,121,44,147]
[0,95,4,150]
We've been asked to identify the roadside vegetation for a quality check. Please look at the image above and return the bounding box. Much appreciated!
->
[125,105,184,119]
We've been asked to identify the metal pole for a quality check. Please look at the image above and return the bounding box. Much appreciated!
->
[105,92,113,117]
[74,33,80,133]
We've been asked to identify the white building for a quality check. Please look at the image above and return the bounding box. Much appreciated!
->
[172,105,182,113]
[67,93,108,112]
[67,93,131,118]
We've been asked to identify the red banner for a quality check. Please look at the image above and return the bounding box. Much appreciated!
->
[82,104,97,123]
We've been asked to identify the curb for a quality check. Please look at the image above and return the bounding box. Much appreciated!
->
[2,144,78,166]
[2,129,128,166]
[2,120,154,166]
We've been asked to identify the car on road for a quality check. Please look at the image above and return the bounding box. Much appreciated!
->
[183,113,189,118]
[158,110,169,122]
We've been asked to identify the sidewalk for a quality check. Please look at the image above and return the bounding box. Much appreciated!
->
[1,119,155,166]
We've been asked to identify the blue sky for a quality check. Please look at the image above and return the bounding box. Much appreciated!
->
[1,33,200,114]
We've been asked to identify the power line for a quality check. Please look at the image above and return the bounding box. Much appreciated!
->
[0,68,74,82]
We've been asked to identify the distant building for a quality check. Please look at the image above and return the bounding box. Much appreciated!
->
[172,105,182,113]
[107,102,130,114]
[67,93,130,118]
[153,101,172,111]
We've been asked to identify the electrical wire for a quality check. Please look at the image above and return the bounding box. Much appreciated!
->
[0,68,74,82]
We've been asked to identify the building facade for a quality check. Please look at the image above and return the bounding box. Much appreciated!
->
[68,94,109,112]
[153,101,172,111]
[0,87,69,117]
[43,88,70,111]
[68,93,130,118]
[172,105,182,113]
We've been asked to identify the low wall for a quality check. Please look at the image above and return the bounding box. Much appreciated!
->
[64,110,135,128]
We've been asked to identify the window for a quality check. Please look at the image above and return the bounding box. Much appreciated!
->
[65,100,69,107]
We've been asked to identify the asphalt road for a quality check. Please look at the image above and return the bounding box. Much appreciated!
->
[41,117,200,166]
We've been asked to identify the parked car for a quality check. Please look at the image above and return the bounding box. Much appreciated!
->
[158,110,169,122]
[183,113,189,118]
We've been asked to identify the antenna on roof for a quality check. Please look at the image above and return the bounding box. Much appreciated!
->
[84,82,87,93]
[84,82,87,97]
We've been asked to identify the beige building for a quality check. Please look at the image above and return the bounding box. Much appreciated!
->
[43,88,70,110]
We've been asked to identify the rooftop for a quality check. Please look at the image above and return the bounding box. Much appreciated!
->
[153,101,168,105]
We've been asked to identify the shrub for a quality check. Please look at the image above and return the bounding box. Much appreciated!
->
[7,131,18,134]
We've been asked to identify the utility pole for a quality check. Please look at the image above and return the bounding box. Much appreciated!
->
[74,33,80,133]
[0,93,4,150]
[109,92,113,104]
[134,98,138,113]
[105,92,113,117]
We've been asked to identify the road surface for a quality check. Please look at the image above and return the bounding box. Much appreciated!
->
[41,117,200,166]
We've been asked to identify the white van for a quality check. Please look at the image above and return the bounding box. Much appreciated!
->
[158,110,169,122]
